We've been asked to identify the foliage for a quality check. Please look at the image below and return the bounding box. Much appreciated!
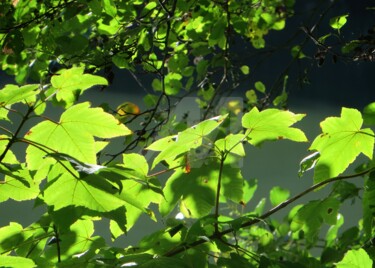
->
[0,0,374,267]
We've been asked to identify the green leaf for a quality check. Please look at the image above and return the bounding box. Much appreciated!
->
[0,135,18,164]
[103,0,117,17]
[254,81,266,93]
[290,197,340,243]
[363,102,375,125]
[273,90,288,107]
[143,94,159,108]
[43,219,105,262]
[250,226,273,246]
[139,229,182,255]
[0,84,39,106]
[148,114,227,169]
[325,213,344,247]
[164,72,183,95]
[269,186,290,207]
[160,162,243,218]
[242,178,258,204]
[215,134,246,156]
[329,14,348,31]
[100,154,163,229]
[43,171,126,212]
[25,102,131,181]
[0,222,25,253]
[291,45,306,59]
[336,248,372,268]
[0,256,36,268]
[245,89,257,104]
[141,2,157,17]
[0,165,39,202]
[51,67,108,107]
[240,65,250,75]
[331,181,360,202]
[242,107,307,146]
[310,108,374,183]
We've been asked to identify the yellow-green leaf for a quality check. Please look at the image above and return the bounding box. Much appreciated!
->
[336,248,372,268]
[242,107,307,146]
[25,102,131,180]
[310,108,374,183]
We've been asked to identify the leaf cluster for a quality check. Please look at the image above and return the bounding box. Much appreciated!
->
[0,1,375,267]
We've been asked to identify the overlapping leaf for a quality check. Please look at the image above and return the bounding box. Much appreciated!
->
[160,161,243,218]
[242,107,307,146]
[0,84,39,106]
[0,166,39,202]
[43,220,105,262]
[290,197,340,243]
[43,170,126,212]
[51,67,108,107]
[215,134,246,156]
[147,114,228,169]
[336,248,372,268]
[43,153,161,238]
[25,102,131,180]
[310,108,374,183]
[0,256,36,268]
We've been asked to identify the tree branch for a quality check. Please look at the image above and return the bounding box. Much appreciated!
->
[0,106,33,163]
[164,167,374,257]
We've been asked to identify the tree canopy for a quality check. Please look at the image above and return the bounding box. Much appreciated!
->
[0,0,375,267]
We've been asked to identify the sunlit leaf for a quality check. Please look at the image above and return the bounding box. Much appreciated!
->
[0,256,36,268]
[215,134,246,156]
[0,84,39,106]
[329,14,348,31]
[43,171,126,212]
[43,220,105,262]
[0,166,39,202]
[310,108,374,183]
[336,248,372,268]
[242,107,307,146]
[269,186,290,207]
[103,0,117,17]
[0,222,25,253]
[25,102,131,180]
[148,114,227,169]
[51,67,108,107]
